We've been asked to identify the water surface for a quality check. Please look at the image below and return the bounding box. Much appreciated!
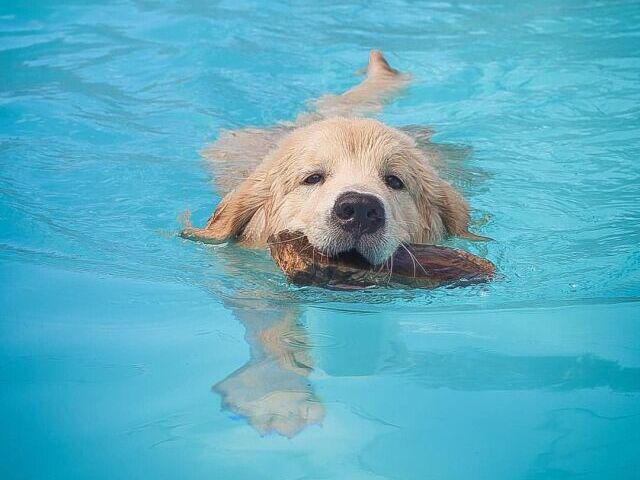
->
[1,1,639,479]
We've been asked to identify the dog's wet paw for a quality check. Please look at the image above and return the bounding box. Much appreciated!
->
[244,390,325,438]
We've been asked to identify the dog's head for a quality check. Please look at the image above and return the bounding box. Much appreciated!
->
[207,117,470,265]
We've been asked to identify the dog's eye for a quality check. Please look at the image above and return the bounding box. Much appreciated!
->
[303,173,324,185]
[384,175,404,190]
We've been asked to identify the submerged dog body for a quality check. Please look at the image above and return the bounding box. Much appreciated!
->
[183,51,487,438]
[182,52,476,265]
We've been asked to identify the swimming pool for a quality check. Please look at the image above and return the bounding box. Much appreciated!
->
[1,1,639,478]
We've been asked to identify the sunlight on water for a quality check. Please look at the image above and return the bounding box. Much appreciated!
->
[1,1,639,479]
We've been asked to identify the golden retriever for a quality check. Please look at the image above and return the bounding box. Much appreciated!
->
[182,51,489,438]
[181,50,484,265]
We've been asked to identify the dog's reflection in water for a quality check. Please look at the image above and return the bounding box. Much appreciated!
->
[213,300,324,437]
[211,296,640,438]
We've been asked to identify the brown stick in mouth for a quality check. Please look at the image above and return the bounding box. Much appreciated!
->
[269,231,496,289]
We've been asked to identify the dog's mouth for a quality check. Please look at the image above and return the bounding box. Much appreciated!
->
[330,248,374,268]
[328,241,399,267]
[305,228,395,266]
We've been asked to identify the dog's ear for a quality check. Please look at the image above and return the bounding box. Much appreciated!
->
[415,168,491,242]
[200,170,271,242]
[433,180,492,241]
[433,180,470,237]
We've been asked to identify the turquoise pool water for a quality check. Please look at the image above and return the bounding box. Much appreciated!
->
[2,1,639,478]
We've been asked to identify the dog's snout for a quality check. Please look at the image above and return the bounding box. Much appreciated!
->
[332,191,385,235]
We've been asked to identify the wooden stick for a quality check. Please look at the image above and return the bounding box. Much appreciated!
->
[269,231,495,289]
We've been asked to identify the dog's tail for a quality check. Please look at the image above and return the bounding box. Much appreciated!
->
[308,50,408,120]
[366,50,400,77]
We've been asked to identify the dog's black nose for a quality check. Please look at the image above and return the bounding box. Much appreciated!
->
[332,191,385,235]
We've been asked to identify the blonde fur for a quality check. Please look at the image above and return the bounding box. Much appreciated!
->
[183,51,472,265]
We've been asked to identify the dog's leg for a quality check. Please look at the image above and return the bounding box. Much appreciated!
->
[213,299,324,438]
